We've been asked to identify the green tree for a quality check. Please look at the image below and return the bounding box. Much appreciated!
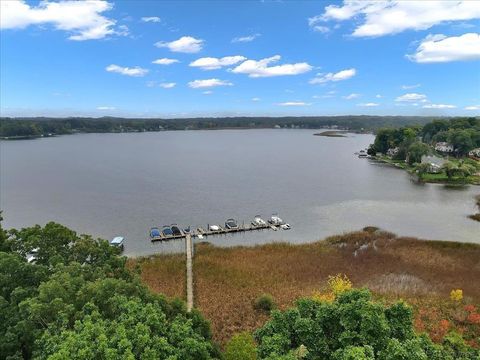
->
[254,289,479,359]
[407,142,430,165]
[224,332,258,360]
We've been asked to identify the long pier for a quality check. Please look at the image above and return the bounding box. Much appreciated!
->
[185,234,193,312]
[151,223,274,242]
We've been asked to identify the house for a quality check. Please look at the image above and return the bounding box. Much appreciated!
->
[435,142,454,153]
[468,148,480,159]
[421,155,445,174]
[386,147,399,157]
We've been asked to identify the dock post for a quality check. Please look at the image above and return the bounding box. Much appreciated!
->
[185,233,194,312]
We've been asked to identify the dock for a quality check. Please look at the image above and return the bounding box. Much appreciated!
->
[185,234,193,312]
[151,223,272,242]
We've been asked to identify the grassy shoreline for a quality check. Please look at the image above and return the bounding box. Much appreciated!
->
[129,229,480,347]
[372,155,480,185]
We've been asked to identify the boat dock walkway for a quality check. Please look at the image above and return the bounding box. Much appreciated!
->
[185,234,193,312]
[151,223,273,242]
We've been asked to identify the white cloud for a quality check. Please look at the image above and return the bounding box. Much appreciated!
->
[141,16,161,23]
[231,55,312,78]
[0,0,124,41]
[375,94,382,98]
[395,93,427,102]
[423,104,456,109]
[311,1,480,37]
[231,33,260,43]
[277,102,311,106]
[310,68,356,84]
[465,105,480,110]
[159,82,176,89]
[401,84,421,90]
[106,64,149,77]
[190,56,246,70]
[155,36,204,53]
[97,106,115,110]
[188,79,233,89]
[343,93,360,100]
[312,25,330,33]
[152,58,179,65]
[357,102,379,107]
[252,97,261,102]
[202,91,213,95]
[408,33,480,63]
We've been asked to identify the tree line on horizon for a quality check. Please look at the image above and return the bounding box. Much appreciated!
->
[0,116,445,138]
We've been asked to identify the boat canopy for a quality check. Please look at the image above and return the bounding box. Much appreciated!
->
[111,236,124,245]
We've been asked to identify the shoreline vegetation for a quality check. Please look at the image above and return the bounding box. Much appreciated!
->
[1,219,479,358]
[367,117,480,186]
[469,195,480,222]
[130,228,480,348]
[1,115,439,139]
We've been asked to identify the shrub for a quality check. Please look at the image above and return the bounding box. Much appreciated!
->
[253,294,276,313]
[254,289,480,359]
[328,274,352,296]
[450,289,463,302]
[224,332,258,360]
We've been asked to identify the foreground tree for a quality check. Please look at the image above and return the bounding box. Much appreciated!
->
[254,289,479,360]
[0,220,218,359]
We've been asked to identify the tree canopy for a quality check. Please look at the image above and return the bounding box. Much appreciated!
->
[0,218,218,360]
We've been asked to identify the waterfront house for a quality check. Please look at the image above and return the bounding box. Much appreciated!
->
[421,155,445,173]
[434,142,454,153]
[468,148,480,159]
[386,147,399,157]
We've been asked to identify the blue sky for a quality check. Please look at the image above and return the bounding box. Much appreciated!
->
[1,0,479,118]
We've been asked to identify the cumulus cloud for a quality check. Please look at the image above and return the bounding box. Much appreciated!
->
[190,56,246,70]
[408,33,480,63]
[106,64,149,77]
[231,55,312,78]
[343,93,360,100]
[97,106,115,110]
[231,33,260,43]
[358,102,379,107]
[277,102,311,106]
[141,16,161,23]
[423,104,456,109]
[188,79,233,88]
[0,0,125,41]
[155,36,204,53]
[395,93,427,102]
[465,105,480,110]
[159,82,176,89]
[252,97,261,102]
[309,68,356,84]
[310,1,480,37]
[152,58,179,65]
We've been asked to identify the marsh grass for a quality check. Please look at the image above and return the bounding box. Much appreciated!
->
[130,230,480,346]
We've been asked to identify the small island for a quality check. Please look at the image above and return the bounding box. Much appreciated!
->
[313,130,348,137]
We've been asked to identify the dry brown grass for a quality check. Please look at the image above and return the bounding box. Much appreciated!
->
[130,230,480,346]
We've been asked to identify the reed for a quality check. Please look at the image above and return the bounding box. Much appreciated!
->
[130,230,480,346]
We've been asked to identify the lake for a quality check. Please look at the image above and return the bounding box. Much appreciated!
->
[1,129,478,256]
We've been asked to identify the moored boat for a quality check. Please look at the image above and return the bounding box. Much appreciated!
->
[110,236,125,250]
[225,218,238,229]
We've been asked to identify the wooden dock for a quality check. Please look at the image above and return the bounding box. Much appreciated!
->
[150,223,272,242]
[185,234,193,312]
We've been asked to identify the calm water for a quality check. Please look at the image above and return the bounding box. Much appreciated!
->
[1,130,478,256]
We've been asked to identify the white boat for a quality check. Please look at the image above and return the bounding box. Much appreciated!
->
[268,213,284,226]
[110,236,125,250]
[209,225,220,231]
[252,215,267,226]
[198,234,204,239]
[280,223,291,230]
[26,248,39,263]
[358,150,368,158]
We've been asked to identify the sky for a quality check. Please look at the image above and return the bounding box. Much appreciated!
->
[1,0,480,118]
